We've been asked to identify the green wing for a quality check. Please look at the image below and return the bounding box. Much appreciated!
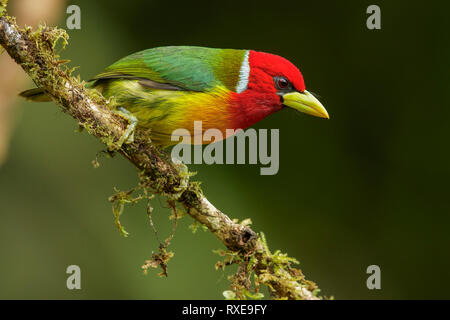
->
[91,46,247,92]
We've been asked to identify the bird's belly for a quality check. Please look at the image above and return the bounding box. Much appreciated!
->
[99,80,233,146]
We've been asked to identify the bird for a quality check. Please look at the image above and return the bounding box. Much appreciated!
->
[19,46,329,147]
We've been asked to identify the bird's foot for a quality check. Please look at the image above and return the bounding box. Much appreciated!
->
[113,107,137,148]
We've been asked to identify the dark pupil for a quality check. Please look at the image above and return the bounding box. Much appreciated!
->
[278,78,288,89]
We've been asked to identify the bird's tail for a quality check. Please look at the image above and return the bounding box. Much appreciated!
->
[18,88,52,102]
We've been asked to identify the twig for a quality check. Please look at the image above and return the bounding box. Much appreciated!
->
[0,1,321,300]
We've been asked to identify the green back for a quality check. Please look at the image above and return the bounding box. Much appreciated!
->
[91,46,247,92]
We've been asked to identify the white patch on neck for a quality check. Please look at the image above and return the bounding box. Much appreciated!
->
[236,50,250,93]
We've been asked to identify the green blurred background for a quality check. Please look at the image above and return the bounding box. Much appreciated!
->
[1,0,449,299]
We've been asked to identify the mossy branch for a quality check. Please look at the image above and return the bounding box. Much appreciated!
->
[0,3,321,300]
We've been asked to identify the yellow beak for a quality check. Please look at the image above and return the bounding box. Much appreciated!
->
[282,90,329,119]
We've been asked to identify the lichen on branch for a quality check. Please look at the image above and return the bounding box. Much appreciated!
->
[0,3,322,300]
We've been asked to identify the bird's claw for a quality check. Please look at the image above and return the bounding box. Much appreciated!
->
[114,107,137,148]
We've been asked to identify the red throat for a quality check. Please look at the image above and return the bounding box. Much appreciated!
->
[229,50,306,130]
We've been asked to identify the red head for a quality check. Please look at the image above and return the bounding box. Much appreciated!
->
[230,50,328,129]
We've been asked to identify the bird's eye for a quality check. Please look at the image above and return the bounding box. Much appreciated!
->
[275,76,290,90]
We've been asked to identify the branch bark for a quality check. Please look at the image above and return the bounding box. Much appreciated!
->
[0,2,321,300]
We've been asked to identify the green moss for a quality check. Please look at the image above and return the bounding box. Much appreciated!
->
[109,187,144,237]
[189,220,208,234]
[141,246,174,277]
[0,0,8,17]
[214,232,322,300]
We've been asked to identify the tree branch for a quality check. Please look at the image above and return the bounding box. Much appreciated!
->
[0,2,321,300]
